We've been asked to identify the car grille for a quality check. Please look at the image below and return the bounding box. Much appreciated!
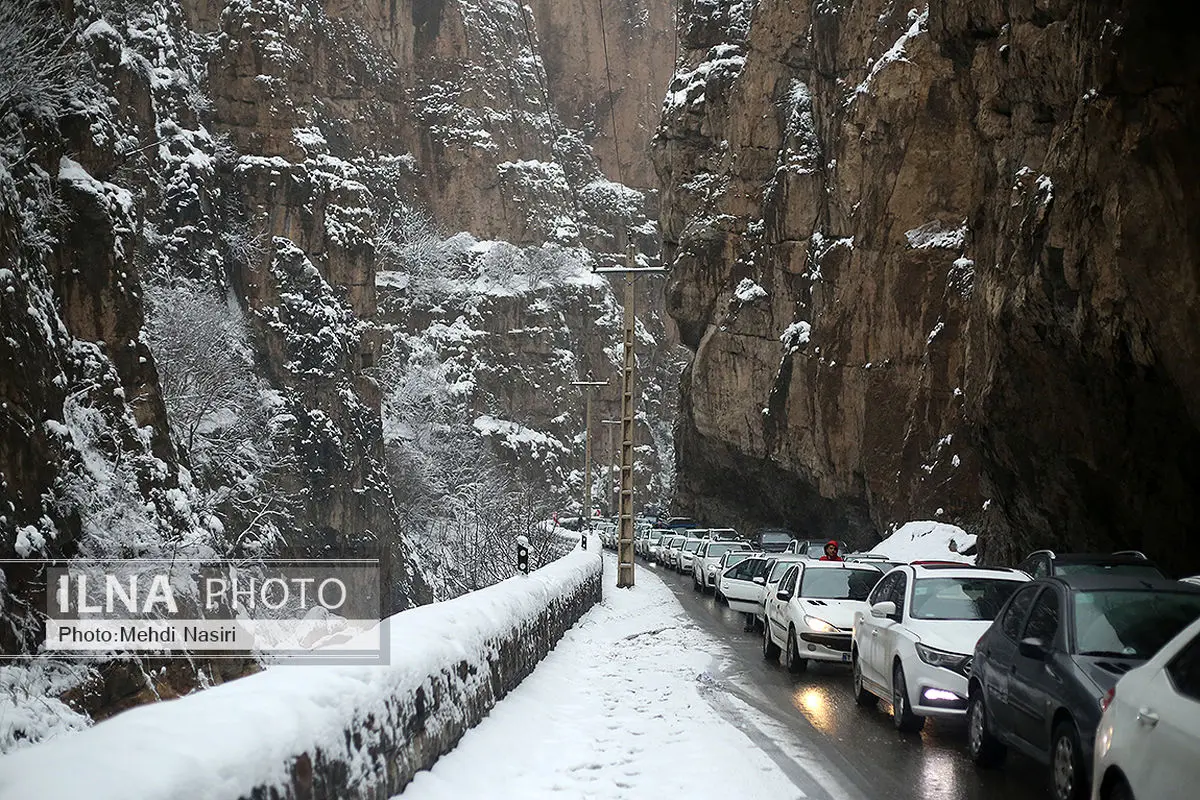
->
[800,632,852,652]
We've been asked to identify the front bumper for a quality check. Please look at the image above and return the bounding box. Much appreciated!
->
[797,631,854,663]
[907,663,970,716]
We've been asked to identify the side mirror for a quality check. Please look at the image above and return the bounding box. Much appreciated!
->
[752,576,766,586]
[1019,637,1049,660]
[776,589,792,601]
[870,601,897,619]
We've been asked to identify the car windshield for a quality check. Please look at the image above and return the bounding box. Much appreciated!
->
[910,578,1025,620]
[761,532,791,544]
[805,543,831,558]
[1073,590,1200,658]
[648,531,662,543]
[1057,563,1164,579]
[669,539,685,550]
[684,540,702,553]
[723,552,751,568]
[799,566,880,600]
[706,543,741,559]
[768,559,802,582]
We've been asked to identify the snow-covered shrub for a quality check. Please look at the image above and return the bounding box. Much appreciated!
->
[0,1,90,122]
[143,283,293,555]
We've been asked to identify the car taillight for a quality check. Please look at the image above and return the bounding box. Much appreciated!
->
[1100,687,1115,712]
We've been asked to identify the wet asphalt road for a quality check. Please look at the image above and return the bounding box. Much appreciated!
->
[652,561,1052,800]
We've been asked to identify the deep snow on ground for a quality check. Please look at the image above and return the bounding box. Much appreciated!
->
[397,554,804,800]
[864,521,975,564]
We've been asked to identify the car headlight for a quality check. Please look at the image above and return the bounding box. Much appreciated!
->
[803,615,838,634]
[915,643,971,675]
[707,564,717,573]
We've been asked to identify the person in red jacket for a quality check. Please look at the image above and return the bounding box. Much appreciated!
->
[819,540,843,561]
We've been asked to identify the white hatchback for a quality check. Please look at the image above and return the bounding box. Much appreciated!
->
[763,561,885,671]
[851,564,1029,732]
[1092,615,1200,800]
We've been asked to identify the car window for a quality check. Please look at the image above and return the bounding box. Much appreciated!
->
[1056,563,1164,580]
[1022,588,1060,643]
[1000,585,1039,640]
[869,573,897,606]
[768,559,799,583]
[910,578,1026,621]
[800,566,880,600]
[684,540,702,553]
[1167,630,1200,702]
[697,543,708,556]
[782,568,801,594]
[889,572,908,614]
[1073,590,1200,658]
[754,559,773,579]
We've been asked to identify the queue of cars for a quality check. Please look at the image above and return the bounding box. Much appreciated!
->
[601,523,1200,800]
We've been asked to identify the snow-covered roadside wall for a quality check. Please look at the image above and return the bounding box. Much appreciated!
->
[0,544,603,800]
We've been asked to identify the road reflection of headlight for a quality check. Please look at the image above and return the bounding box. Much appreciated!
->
[919,748,959,800]
[794,688,834,733]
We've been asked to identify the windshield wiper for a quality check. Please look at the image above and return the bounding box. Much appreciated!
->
[1077,650,1135,658]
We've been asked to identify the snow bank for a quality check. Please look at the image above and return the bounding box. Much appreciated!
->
[865,520,976,564]
[0,546,603,800]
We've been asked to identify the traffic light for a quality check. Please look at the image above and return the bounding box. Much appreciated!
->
[516,535,530,574]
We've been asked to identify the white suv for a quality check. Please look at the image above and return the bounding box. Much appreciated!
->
[692,540,752,592]
[851,564,1029,732]
[762,561,885,672]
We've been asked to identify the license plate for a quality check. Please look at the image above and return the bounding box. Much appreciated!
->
[841,653,852,663]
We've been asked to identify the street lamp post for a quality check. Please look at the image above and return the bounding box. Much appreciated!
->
[594,253,667,588]
[570,380,608,531]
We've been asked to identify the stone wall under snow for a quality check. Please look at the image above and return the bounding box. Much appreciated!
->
[0,543,604,800]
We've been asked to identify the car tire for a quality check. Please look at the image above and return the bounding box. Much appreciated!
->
[786,627,808,674]
[852,652,875,706]
[891,662,925,733]
[967,691,1007,768]
[1051,720,1087,800]
[692,573,700,591]
[762,620,780,661]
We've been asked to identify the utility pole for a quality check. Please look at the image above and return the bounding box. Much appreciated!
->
[601,419,621,516]
[570,380,607,529]
[595,247,666,588]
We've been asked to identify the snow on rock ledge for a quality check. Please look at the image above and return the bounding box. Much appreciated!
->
[0,545,604,800]
[865,521,976,564]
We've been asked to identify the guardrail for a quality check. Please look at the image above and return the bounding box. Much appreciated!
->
[0,540,603,800]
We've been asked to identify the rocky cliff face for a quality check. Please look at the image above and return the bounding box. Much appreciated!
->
[1,0,678,744]
[655,0,1200,570]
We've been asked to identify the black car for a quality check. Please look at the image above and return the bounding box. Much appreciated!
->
[756,528,795,553]
[1016,549,1165,580]
[967,574,1200,800]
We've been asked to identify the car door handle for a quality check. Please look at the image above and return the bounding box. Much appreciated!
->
[1137,708,1159,727]
[871,630,878,637]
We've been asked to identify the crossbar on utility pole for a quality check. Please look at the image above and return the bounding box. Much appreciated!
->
[570,380,608,530]
[594,257,666,588]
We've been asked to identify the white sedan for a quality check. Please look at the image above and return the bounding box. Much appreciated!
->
[851,563,1029,732]
[677,538,703,574]
[763,561,885,672]
[692,540,752,592]
[1092,614,1200,800]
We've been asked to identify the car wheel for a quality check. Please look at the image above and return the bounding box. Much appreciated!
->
[852,652,875,706]
[1051,721,1087,800]
[762,620,780,661]
[891,662,925,732]
[786,627,808,674]
[967,690,1007,767]
[692,573,700,591]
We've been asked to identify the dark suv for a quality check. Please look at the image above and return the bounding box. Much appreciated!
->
[755,529,795,553]
[967,574,1200,800]
[1016,550,1165,580]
